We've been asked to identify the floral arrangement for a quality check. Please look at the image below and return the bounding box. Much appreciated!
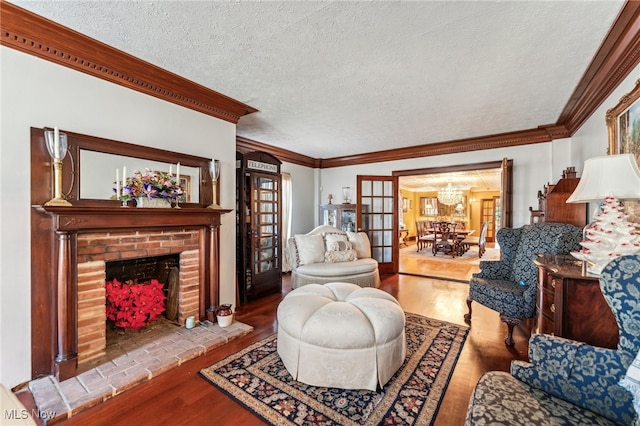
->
[116,168,183,203]
[105,278,166,329]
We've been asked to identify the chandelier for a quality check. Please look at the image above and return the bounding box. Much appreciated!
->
[437,182,463,206]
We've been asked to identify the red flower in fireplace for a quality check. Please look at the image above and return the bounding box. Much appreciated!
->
[105,278,166,329]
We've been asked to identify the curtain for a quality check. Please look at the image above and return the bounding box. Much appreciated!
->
[281,173,293,272]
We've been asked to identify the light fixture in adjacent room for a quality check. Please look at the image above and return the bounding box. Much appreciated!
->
[44,127,72,206]
[437,182,463,206]
[567,154,640,275]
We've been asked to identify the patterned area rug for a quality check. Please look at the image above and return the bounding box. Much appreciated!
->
[400,245,501,264]
[199,313,468,425]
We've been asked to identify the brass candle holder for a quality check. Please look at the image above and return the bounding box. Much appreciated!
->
[207,159,222,209]
[44,128,72,206]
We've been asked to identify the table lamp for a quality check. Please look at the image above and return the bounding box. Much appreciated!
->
[566,153,640,275]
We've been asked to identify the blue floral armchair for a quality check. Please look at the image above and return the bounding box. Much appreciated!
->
[465,255,640,425]
[465,222,582,345]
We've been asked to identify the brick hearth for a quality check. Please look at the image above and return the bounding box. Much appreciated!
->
[28,320,253,424]
[76,229,202,366]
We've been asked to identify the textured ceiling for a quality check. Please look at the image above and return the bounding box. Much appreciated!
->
[399,168,502,192]
[13,0,624,160]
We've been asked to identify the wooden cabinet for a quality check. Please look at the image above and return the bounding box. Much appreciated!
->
[236,151,282,305]
[534,254,618,349]
[319,203,357,232]
[529,167,587,227]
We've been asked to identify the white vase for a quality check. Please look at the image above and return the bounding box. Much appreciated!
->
[136,197,171,208]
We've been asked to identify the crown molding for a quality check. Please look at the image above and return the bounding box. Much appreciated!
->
[0,0,257,124]
[236,136,317,168]
[241,0,640,169]
[318,127,558,168]
[4,0,639,166]
[557,1,640,134]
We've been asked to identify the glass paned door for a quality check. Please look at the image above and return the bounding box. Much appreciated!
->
[252,174,280,275]
[357,175,398,274]
[481,198,496,242]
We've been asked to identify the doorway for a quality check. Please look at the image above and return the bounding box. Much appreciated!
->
[394,160,512,279]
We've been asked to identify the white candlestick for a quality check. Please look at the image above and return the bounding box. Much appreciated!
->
[176,162,180,185]
[169,165,173,176]
[53,126,60,159]
[116,168,120,200]
[123,166,127,189]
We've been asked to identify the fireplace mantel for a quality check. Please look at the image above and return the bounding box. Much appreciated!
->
[34,205,231,230]
[33,204,231,381]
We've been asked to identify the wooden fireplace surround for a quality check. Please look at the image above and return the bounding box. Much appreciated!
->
[30,127,230,381]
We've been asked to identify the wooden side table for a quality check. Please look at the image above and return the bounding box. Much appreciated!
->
[534,254,619,349]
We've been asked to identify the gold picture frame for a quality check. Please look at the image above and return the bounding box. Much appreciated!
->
[420,197,438,216]
[606,77,640,226]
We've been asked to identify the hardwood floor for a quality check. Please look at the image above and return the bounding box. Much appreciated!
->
[17,266,531,426]
[399,240,499,282]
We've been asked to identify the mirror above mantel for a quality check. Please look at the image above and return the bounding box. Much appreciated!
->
[79,150,201,202]
[31,127,214,207]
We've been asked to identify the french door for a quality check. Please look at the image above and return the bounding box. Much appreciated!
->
[357,175,398,274]
[480,198,497,242]
[500,157,512,229]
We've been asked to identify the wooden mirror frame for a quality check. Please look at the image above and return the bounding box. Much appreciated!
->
[33,127,214,207]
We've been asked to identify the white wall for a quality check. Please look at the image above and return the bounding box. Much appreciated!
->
[316,60,640,229]
[0,47,238,388]
[307,76,640,236]
[281,162,315,234]
[570,63,640,219]
[317,143,565,228]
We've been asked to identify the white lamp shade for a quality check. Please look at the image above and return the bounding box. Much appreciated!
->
[567,154,640,203]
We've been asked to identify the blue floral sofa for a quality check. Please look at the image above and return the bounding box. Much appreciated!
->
[465,222,582,345]
[465,255,640,425]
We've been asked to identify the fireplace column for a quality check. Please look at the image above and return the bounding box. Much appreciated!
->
[206,223,220,322]
[54,230,77,381]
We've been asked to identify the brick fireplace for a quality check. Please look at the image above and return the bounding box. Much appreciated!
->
[32,205,226,381]
[29,127,229,383]
[76,229,202,364]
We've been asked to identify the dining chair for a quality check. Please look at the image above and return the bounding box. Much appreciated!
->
[415,220,434,252]
[433,221,459,257]
[460,221,489,257]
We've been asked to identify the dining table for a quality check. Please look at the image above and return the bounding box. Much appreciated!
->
[427,228,475,237]
[428,225,475,256]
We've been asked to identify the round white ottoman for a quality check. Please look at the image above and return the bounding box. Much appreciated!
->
[277,282,406,391]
